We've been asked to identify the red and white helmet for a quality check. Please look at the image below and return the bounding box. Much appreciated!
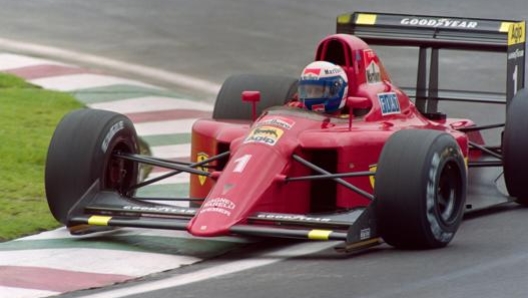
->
[298,61,348,113]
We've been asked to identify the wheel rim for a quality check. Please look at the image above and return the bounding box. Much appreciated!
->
[436,161,463,225]
[103,141,137,195]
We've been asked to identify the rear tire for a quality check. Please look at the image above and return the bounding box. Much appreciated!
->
[503,88,528,204]
[213,74,298,120]
[45,109,139,224]
[374,130,467,249]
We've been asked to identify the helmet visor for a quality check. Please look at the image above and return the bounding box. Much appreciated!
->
[298,82,326,99]
[298,77,344,99]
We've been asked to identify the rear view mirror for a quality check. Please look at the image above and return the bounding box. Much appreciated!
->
[242,91,261,121]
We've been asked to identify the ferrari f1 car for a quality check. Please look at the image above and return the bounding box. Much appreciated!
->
[45,12,527,251]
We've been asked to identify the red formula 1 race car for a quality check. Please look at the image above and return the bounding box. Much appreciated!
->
[45,12,527,252]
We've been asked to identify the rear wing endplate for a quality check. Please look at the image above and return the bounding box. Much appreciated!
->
[336,12,526,112]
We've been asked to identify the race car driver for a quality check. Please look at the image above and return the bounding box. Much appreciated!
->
[288,61,349,115]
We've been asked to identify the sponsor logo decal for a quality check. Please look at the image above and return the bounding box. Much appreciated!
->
[507,22,525,45]
[196,152,209,185]
[324,67,342,75]
[508,48,525,60]
[200,197,236,217]
[366,62,381,84]
[312,104,325,112]
[360,228,371,240]
[123,205,196,214]
[363,49,382,84]
[302,68,321,79]
[400,18,478,29]
[256,214,332,222]
[244,125,284,146]
[258,116,295,130]
[378,92,401,115]
[101,121,124,153]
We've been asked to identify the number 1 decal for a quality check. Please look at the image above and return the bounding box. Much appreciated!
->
[233,154,252,173]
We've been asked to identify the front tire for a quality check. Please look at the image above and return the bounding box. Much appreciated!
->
[45,109,139,224]
[374,130,467,249]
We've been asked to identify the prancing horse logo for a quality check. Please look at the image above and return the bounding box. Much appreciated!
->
[197,152,209,185]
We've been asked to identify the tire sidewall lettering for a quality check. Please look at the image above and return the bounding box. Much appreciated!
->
[101,120,125,153]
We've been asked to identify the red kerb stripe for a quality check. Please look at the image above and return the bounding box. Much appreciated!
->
[4,64,96,80]
[0,265,133,292]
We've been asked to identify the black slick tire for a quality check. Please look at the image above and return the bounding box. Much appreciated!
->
[374,129,467,249]
[213,74,298,120]
[503,88,528,204]
[45,109,139,224]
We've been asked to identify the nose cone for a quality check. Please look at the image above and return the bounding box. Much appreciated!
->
[188,214,233,237]
[188,197,238,237]
[187,145,288,237]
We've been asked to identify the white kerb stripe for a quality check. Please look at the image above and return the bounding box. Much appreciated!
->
[146,172,190,185]
[134,119,198,136]
[29,73,162,91]
[0,53,72,70]
[88,96,213,113]
[78,241,339,298]
[0,37,221,95]
[0,286,58,298]
[0,248,200,277]
[150,144,190,159]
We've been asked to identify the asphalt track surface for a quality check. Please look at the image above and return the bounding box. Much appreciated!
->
[1,0,528,297]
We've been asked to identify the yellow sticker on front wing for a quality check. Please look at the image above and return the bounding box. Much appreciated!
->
[308,229,332,240]
[88,215,111,226]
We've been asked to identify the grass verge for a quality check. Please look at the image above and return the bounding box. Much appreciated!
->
[0,73,84,241]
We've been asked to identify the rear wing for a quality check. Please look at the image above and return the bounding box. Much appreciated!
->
[336,12,526,113]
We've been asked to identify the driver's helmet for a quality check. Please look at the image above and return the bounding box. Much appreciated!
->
[298,61,348,113]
